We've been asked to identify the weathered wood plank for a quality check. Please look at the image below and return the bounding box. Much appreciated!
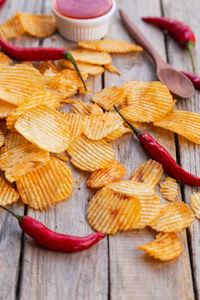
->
[162,0,200,299]
[105,0,194,299]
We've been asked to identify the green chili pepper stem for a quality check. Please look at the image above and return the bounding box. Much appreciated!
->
[0,205,23,222]
[185,41,195,74]
[113,105,144,138]
[63,51,87,91]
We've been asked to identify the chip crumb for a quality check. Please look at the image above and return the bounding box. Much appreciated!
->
[58,154,69,162]
[51,35,56,41]
[61,98,77,104]
[76,177,83,184]
[77,185,81,190]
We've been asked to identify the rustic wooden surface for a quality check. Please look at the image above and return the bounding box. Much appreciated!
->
[0,0,199,299]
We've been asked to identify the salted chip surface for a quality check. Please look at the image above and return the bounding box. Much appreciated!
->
[130,159,163,188]
[87,187,141,234]
[0,129,5,148]
[67,135,114,171]
[0,177,19,206]
[87,160,126,188]
[120,81,174,122]
[18,12,56,37]
[4,132,28,152]
[0,13,25,40]
[137,232,182,261]
[0,53,12,65]
[0,100,16,119]
[104,125,132,142]
[16,157,74,211]
[63,60,104,76]
[69,49,112,65]
[72,100,103,115]
[92,87,124,111]
[15,105,71,153]
[104,64,121,75]
[190,192,200,219]
[62,113,84,139]
[154,110,200,144]
[122,81,149,106]
[82,112,123,140]
[159,177,178,202]
[78,39,142,53]
[150,201,194,232]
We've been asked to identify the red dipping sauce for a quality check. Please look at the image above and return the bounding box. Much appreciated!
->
[53,0,113,19]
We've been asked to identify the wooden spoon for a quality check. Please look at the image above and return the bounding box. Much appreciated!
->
[119,9,194,99]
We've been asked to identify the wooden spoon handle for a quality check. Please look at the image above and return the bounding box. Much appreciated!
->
[119,9,162,66]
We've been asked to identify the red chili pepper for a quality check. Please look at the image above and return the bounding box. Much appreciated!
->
[182,71,200,90]
[0,205,105,252]
[114,105,200,186]
[0,37,87,91]
[142,16,196,74]
[0,0,6,7]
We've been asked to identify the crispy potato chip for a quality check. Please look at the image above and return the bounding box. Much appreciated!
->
[82,112,123,140]
[0,64,45,105]
[72,100,103,115]
[21,61,35,68]
[0,100,16,119]
[67,135,114,171]
[137,232,182,261]
[87,186,141,234]
[92,86,124,111]
[57,154,69,162]
[104,125,132,142]
[0,13,25,40]
[130,159,163,188]
[104,64,121,75]
[77,84,92,95]
[62,113,84,139]
[190,192,200,219]
[150,201,194,232]
[159,177,178,202]
[69,49,112,65]
[16,157,74,210]
[0,129,5,148]
[0,53,12,65]
[37,61,61,74]
[0,121,7,136]
[60,98,77,104]
[4,132,28,152]
[154,110,200,144]
[120,82,174,122]
[15,105,71,153]
[0,177,19,206]
[122,81,149,106]
[63,60,104,76]
[87,160,126,188]
[78,39,142,53]
[18,12,56,37]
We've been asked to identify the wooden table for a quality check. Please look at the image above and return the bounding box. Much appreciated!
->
[0,0,199,299]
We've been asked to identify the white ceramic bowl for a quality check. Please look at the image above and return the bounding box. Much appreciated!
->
[52,0,116,42]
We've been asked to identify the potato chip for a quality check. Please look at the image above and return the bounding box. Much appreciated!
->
[62,113,84,139]
[150,201,194,232]
[87,186,141,234]
[16,157,74,210]
[122,81,149,106]
[60,98,77,104]
[104,64,121,75]
[120,82,174,122]
[0,13,25,40]
[57,154,69,162]
[0,177,19,206]
[137,232,182,261]
[78,39,142,53]
[104,125,132,142]
[82,112,123,140]
[0,53,12,65]
[67,135,114,171]
[0,129,5,148]
[72,100,103,115]
[0,100,16,119]
[159,177,178,202]
[77,84,92,95]
[21,61,35,68]
[87,160,126,188]
[69,49,112,65]
[154,110,200,144]
[92,86,124,111]
[0,120,7,136]
[0,64,45,105]
[37,61,61,74]
[15,105,71,153]
[190,192,200,219]
[4,132,28,152]
[130,159,163,188]
[18,12,56,37]
[63,60,104,76]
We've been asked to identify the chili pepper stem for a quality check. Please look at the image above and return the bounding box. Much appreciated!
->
[0,205,23,222]
[113,105,144,138]
[185,41,195,74]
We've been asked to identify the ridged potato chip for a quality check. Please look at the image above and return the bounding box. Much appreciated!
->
[190,192,200,219]
[104,64,121,75]
[87,186,141,234]
[67,135,114,171]
[159,177,178,202]
[154,110,200,144]
[104,125,132,142]
[87,160,126,188]
[62,113,84,139]
[38,61,61,74]
[0,53,12,65]
[130,159,163,188]
[72,100,103,115]
[16,157,74,211]
[122,81,149,106]
[0,100,16,119]
[92,86,124,111]
[137,232,182,261]
[4,132,28,152]
[0,13,25,40]
[69,49,112,65]
[0,129,5,148]
[63,60,104,76]
[0,177,19,206]
[120,82,174,122]
[82,112,123,140]
[15,105,71,153]
[78,39,142,53]
[150,201,194,232]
